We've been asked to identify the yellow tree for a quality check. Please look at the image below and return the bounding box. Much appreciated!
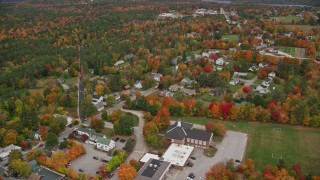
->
[4,129,18,145]
[95,84,104,95]
[118,163,137,180]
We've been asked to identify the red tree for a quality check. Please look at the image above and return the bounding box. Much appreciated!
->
[242,86,251,93]
[220,102,232,119]
[203,63,213,73]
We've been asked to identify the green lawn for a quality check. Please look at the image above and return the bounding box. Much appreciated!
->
[277,25,320,33]
[271,16,302,23]
[228,84,241,93]
[198,93,223,102]
[280,46,296,57]
[100,128,114,137]
[171,116,320,174]
[244,73,256,80]
[222,35,239,42]
[65,77,78,85]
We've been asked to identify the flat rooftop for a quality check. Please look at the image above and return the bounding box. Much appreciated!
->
[139,153,160,163]
[162,143,194,167]
[135,159,171,180]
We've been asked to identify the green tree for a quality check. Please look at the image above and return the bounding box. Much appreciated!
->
[10,159,32,177]
[114,115,134,135]
[106,95,116,107]
[9,149,23,164]
[45,133,58,149]
[101,111,109,121]
[50,116,67,134]
[108,74,122,92]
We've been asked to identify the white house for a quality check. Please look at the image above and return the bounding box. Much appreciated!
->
[92,95,103,104]
[262,80,271,87]
[34,131,42,141]
[134,81,143,89]
[96,136,115,152]
[229,79,240,85]
[53,114,73,126]
[268,72,276,79]
[153,73,163,82]
[181,88,196,96]
[233,72,248,78]
[202,52,210,58]
[0,144,21,159]
[114,60,124,67]
[259,62,269,68]
[169,84,183,92]
[216,57,225,66]
[249,65,259,72]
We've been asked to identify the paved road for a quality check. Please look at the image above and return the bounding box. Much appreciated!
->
[233,76,258,98]
[95,88,157,118]
[121,109,147,163]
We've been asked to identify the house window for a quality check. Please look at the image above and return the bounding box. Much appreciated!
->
[187,138,190,142]
[203,141,206,145]
[195,140,198,144]
[171,139,174,142]
[199,140,202,145]
[191,139,194,143]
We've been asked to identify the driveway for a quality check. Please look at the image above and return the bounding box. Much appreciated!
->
[233,76,257,98]
[172,130,248,180]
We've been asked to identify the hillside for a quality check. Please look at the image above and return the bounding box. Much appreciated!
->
[232,0,320,7]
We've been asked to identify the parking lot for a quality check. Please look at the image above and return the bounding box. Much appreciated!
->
[70,143,111,176]
[170,131,248,180]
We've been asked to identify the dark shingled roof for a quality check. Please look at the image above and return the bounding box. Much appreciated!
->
[165,121,212,142]
[185,129,212,141]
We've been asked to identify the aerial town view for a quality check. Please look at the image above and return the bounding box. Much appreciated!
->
[0,0,319,179]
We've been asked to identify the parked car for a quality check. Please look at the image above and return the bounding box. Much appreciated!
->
[108,173,115,178]
[93,156,99,160]
[114,137,120,142]
[120,139,126,143]
[187,162,193,167]
[190,157,196,160]
[186,177,193,180]
[235,159,241,163]
[38,143,43,147]
[188,173,195,179]
[79,169,85,172]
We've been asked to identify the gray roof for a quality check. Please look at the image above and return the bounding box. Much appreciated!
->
[165,121,212,141]
[135,159,171,180]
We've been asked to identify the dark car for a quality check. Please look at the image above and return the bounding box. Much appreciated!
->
[108,173,115,178]
[79,169,85,172]
[93,156,99,160]
[38,143,43,147]
[114,137,120,142]
[190,157,196,160]
[187,162,193,167]
[120,139,126,143]
[96,171,100,174]
[189,173,195,179]
[235,159,241,163]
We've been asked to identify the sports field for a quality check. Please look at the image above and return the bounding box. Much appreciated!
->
[170,116,320,175]
[270,16,302,23]
[222,35,239,42]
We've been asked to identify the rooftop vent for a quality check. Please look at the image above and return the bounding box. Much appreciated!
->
[149,164,153,168]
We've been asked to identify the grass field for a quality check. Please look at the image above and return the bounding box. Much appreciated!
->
[222,35,239,42]
[280,47,296,57]
[280,46,306,58]
[277,25,319,33]
[228,84,241,93]
[170,116,320,175]
[271,16,302,23]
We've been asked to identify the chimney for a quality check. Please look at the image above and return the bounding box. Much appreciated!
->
[177,120,181,127]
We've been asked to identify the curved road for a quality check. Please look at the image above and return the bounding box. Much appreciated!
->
[121,109,147,162]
